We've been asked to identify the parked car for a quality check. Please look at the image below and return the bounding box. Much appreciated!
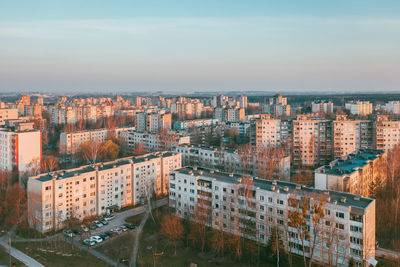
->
[100,218,109,225]
[83,239,96,246]
[81,225,89,232]
[90,236,103,243]
[94,221,104,228]
[120,225,127,232]
[100,233,109,240]
[104,231,114,237]
[105,214,115,221]
[124,224,136,230]
[89,223,97,230]
[72,228,81,235]
[62,229,73,237]
[113,227,122,234]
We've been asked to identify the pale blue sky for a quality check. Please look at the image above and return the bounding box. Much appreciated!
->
[0,1,399,93]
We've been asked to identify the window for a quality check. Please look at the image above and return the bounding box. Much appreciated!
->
[336,212,344,219]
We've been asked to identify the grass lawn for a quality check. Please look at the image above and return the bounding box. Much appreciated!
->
[96,232,136,263]
[376,256,399,266]
[0,245,25,267]
[13,241,111,267]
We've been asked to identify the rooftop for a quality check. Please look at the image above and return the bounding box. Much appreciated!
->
[316,149,385,176]
[175,166,374,209]
[33,151,178,182]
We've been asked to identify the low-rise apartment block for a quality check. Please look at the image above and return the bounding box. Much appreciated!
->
[60,127,134,154]
[315,149,387,197]
[173,144,290,180]
[120,130,190,152]
[170,167,376,267]
[28,152,181,232]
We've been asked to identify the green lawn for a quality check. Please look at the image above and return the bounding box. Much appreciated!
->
[13,241,111,267]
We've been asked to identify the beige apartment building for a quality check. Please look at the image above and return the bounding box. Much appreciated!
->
[60,127,134,154]
[27,152,181,232]
[255,114,291,148]
[315,149,387,197]
[170,167,376,267]
[373,115,400,151]
[333,115,373,159]
[292,115,333,167]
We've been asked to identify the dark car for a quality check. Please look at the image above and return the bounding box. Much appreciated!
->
[72,228,81,235]
[100,218,109,225]
[124,224,136,230]
[89,223,97,230]
[100,233,109,240]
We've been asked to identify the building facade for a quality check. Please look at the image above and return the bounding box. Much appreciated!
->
[170,167,376,267]
[315,149,387,197]
[28,152,181,232]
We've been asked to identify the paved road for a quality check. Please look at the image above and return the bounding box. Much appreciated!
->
[89,198,167,236]
[130,211,149,267]
[0,235,45,267]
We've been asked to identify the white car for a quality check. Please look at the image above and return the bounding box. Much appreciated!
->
[62,229,73,237]
[81,225,89,232]
[90,236,103,243]
[94,221,104,228]
[83,239,96,246]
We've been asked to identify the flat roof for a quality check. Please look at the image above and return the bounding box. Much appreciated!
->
[317,149,384,176]
[33,151,178,182]
[174,167,374,209]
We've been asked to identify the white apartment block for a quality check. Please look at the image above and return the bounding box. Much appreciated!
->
[173,144,290,181]
[120,130,190,152]
[345,101,373,116]
[28,152,181,232]
[0,126,41,172]
[170,167,376,267]
[255,114,290,148]
[173,119,219,130]
[373,115,400,151]
[315,149,386,198]
[60,127,135,154]
[312,100,334,114]
[333,115,373,159]
[384,101,400,115]
[0,108,18,125]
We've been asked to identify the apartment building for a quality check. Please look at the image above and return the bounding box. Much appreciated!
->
[60,127,135,154]
[173,119,219,130]
[173,144,290,180]
[255,114,291,148]
[312,100,334,114]
[373,115,400,151]
[171,97,204,119]
[214,107,245,122]
[315,149,386,198]
[170,167,376,267]
[0,123,41,172]
[135,111,172,132]
[120,130,190,152]
[384,101,400,115]
[263,94,291,117]
[333,115,373,159]
[345,101,373,116]
[292,115,333,167]
[0,108,18,125]
[27,152,181,232]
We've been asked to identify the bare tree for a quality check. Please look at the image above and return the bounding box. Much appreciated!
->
[79,141,103,164]
[160,214,184,255]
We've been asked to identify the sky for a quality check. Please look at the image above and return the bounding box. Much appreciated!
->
[0,0,400,93]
